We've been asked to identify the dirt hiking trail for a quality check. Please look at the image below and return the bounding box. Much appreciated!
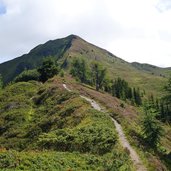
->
[63,84,147,171]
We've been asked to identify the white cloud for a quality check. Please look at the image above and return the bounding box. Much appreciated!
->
[0,0,171,67]
[157,0,171,12]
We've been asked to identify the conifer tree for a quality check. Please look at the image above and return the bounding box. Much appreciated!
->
[38,57,59,82]
[0,74,3,89]
[133,88,142,106]
[164,77,171,103]
[70,58,88,83]
[91,62,106,91]
[161,76,171,122]
[142,103,163,148]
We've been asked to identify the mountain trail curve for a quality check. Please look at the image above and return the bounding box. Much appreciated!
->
[62,84,147,171]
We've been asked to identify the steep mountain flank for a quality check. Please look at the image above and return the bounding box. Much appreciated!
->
[66,36,167,96]
[131,62,171,77]
[0,35,169,96]
[0,35,76,83]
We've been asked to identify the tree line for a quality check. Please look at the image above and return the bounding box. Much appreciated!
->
[1,56,170,149]
[70,58,142,106]
[13,57,60,83]
[0,56,142,107]
[70,57,171,123]
[145,82,171,123]
[70,58,166,149]
[2,56,170,123]
[140,78,171,149]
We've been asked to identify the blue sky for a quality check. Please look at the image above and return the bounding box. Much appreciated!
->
[0,1,6,15]
[0,0,171,67]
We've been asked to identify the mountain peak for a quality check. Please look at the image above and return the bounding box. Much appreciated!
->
[0,34,170,88]
[66,34,80,40]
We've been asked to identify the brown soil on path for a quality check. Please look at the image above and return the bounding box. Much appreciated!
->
[63,83,147,171]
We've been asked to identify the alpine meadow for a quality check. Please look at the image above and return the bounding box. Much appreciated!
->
[0,35,171,171]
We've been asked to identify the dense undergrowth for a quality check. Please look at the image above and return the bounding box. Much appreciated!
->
[69,75,171,170]
[0,148,132,171]
[0,80,134,170]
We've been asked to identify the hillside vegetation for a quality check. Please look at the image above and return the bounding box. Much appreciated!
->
[131,62,171,77]
[0,35,170,96]
[0,35,171,170]
[0,78,134,170]
[64,75,171,170]
[0,35,74,83]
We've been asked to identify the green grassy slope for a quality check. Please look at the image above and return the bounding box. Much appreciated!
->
[131,62,171,77]
[0,34,168,96]
[66,37,167,96]
[0,78,134,170]
[65,76,171,170]
[0,35,75,83]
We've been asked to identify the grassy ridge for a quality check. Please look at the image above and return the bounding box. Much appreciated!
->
[67,37,167,97]
[0,35,74,84]
[0,35,169,97]
[0,79,134,170]
[131,62,171,77]
[66,77,171,170]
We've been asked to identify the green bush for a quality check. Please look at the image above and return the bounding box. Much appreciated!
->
[38,57,59,82]
[0,79,135,170]
[38,119,117,154]
[0,150,133,171]
[14,69,40,82]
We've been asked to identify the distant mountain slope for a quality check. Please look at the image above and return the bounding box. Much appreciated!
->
[0,35,75,83]
[131,62,171,77]
[66,36,168,96]
[0,34,169,96]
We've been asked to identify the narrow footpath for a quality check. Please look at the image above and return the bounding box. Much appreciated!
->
[63,84,147,171]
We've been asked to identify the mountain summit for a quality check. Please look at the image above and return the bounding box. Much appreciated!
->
[0,35,78,83]
[0,35,169,95]
[0,34,123,83]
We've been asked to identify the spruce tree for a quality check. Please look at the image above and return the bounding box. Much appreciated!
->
[0,74,3,89]
[38,57,59,82]
[70,58,87,83]
[133,88,142,106]
[142,103,163,148]
[161,76,171,122]
[91,62,106,91]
